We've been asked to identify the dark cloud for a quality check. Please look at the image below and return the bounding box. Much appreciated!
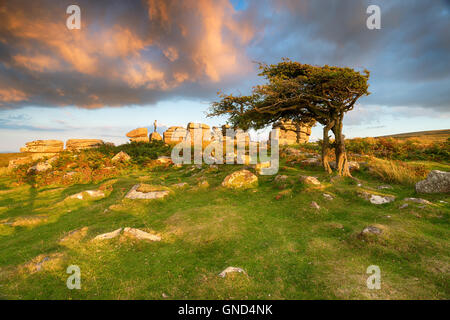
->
[0,0,448,114]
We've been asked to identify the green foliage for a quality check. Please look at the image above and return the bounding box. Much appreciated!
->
[95,141,171,164]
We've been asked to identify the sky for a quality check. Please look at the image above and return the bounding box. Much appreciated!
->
[0,0,449,152]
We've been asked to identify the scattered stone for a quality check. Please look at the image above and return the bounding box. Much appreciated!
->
[22,253,64,274]
[310,201,320,210]
[67,190,106,200]
[222,169,258,189]
[218,266,247,278]
[378,185,393,190]
[399,203,409,209]
[330,161,360,171]
[66,139,103,152]
[361,225,382,235]
[415,170,450,194]
[404,197,432,205]
[162,293,169,298]
[123,227,161,241]
[323,193,334,201]
[125,184,170,200]
[359,191,395,205]
[111,151,131,163]
[93,228,122,240]
[300,176,321,185]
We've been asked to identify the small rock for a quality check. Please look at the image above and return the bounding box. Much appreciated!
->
[274,175,288,183]
[323,193,334,201]
[162,293,168,298]
[125,184,170,200]
[378,185,393,190]
[219,267,246,278]
[93,228,123,240]
[300,176,321,185]
[399,203,409,209]
[361,225,382,235]
[198,180,210,188]
[359,191,395,205]
[67,190,105,200]
[404,197,432,205]
[310,201,320,210]
[222,170,258,189]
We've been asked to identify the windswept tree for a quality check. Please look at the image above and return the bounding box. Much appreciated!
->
[208,59,370,176]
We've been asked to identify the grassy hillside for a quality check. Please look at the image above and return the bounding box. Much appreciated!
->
[376,129,450,144]
[0,144,448,299]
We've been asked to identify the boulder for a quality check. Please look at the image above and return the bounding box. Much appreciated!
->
[66,139,103,152]
[163,126,187,144]
[187,122,211,141]
[415,170,450,194]
[222,169,258,189]
[149,132,162,141]
[269,120,313,145]
[20,140,64,153]
[126,128,148,138]
[111,151,131,163]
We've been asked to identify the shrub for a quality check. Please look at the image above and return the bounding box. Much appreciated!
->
[95,141,171,165]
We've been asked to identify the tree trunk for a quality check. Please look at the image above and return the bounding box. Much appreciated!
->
[332,116,351,177]
[322,122,333,174]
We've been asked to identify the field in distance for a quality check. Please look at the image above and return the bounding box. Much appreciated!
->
[376,129,450,144]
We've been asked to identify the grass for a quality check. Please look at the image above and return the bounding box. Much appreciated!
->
[0,149,448,299]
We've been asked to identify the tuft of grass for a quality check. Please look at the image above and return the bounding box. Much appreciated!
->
[367,157,428,186]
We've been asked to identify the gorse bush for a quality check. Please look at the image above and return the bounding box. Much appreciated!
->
[95,141,171,164]
[345,137,450,162]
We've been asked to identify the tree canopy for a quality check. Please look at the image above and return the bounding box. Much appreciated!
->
[208,58,370,176]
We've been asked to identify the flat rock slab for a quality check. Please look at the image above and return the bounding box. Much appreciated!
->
[123,227,161,241]
[359,191,395,204]
[93,228,123,240]
[67,190,105,200]
[125,184,170,200]
[219,267,247,278]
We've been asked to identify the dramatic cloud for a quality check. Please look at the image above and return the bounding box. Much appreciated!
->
[0,0,449,114]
